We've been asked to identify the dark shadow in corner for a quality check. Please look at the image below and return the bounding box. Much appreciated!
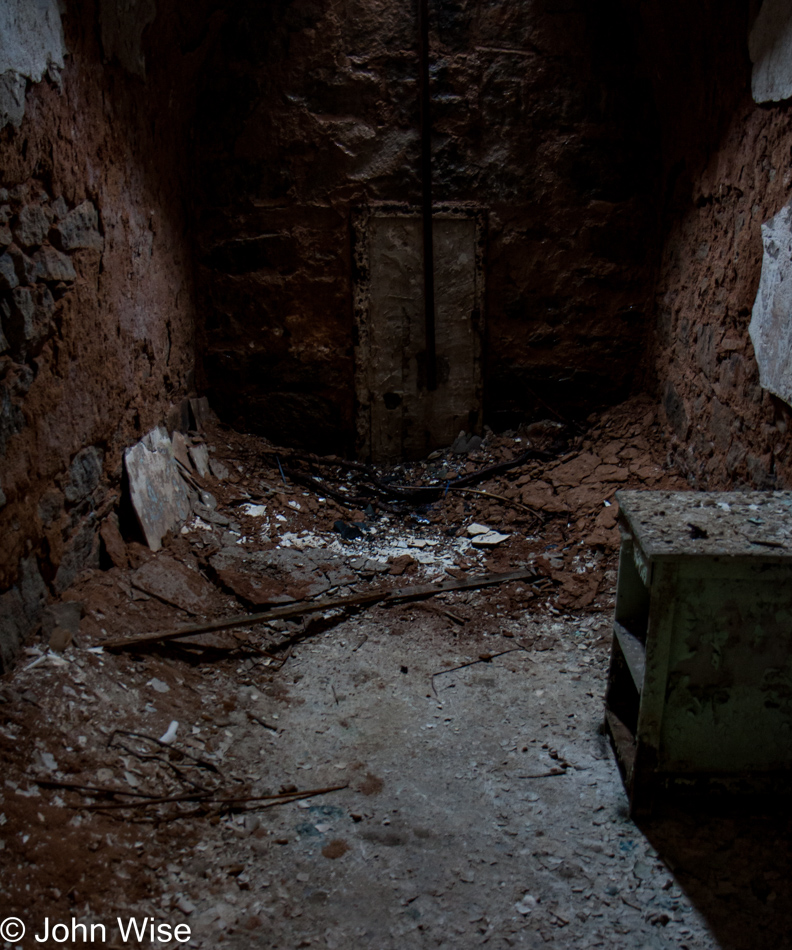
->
[637,800,792,950]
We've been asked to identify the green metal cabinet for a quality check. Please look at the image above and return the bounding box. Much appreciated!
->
[605,490,792,813]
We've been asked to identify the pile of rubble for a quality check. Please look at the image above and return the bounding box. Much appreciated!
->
[0,393,693,932]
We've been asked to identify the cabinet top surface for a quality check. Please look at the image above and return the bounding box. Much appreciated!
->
[615,490,792,560]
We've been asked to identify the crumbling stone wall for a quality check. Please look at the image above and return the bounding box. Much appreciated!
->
[633,0,792,488]
[0,0,215,666]
[194,0,660,451]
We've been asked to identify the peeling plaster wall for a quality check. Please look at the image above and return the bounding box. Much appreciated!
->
[629,0,792,489]
[194,0,660,452]
[749,0,792,104]
[0,0,66,129]
[749,199,792,407]
[0,0,216,664]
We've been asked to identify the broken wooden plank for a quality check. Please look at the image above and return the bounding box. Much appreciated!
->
[78,783,349,813]
[102,568,541,652]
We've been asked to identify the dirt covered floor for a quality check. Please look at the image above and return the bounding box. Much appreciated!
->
[1,398,791,950]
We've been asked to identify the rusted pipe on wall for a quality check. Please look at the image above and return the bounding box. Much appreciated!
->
[418,0,437,392]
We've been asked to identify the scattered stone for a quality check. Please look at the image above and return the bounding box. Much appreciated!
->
[147,678,170,694]
[466,523,490,536]
[350,557,389,575]
[515,894,537,915]
[388,554,416,576]
[131,555,216,615]
[470,530,510,548]
[189,443,210,477]
[334,520,364,542]
[199,490,217,510]
[48,626,72,652]
[193,503,229,526]
[451,430,469,454]
[124,427,192,552]
[209,458,230,481]
[38,751,58,772]
[0,0,66,130]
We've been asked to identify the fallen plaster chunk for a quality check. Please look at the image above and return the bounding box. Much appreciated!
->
[749,0,792,103]
[241,503,267,517]
[467,523,490,536]
[159,720,179,744]
[124,426,191,552]
[471,530,510,548]
[189,443,210,477]
[750,198,792,406]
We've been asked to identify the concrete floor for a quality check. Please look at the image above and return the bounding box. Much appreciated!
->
[151,607,719,950]
[3,410,791,950]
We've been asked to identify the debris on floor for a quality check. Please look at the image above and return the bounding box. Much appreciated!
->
[1,395,788,950]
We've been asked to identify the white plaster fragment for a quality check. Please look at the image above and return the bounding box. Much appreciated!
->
[124,426,192,552]
[749,0,792,103]
[0,0,66,129]
[749,199,792,406]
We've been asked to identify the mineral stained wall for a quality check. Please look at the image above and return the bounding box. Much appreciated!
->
[194,0,660,452]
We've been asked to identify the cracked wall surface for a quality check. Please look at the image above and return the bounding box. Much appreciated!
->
[0,1,218,664]
[193,0,660,452]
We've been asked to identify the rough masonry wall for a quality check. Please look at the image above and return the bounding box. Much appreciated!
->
[194,0,659,452]
[0,0,211,663]
[631,0,792,489]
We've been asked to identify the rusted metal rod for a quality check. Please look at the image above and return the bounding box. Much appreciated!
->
[418,0,437,391]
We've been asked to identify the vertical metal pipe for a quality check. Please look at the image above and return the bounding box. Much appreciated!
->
[418,0,437,392]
